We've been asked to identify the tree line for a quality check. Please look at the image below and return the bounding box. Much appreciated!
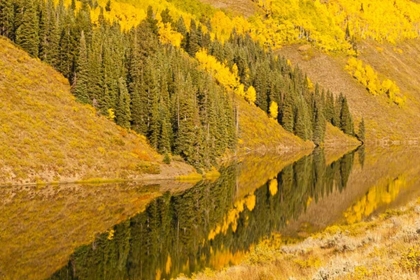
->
[0,0,360,167]
[0,0,236,168]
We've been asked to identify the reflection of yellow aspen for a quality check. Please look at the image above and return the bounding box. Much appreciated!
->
[306,197,313,207]
[344,175,407,224]
[155,269,162,280]
[245,194,256,211]
[107,229,115,240]
[269,179,278,196]
[235,200,244,212]
[165,255,172,274]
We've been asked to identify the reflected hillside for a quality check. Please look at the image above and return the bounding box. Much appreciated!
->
[284,146,420,236]
[0,181,194,280]
[49,149,357,280]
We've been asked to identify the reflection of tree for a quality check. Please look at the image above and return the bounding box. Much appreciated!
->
[49,149,356,280]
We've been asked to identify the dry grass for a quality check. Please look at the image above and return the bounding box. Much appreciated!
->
[199,0,258,17]
[0,37,167,185]
[234,95,314,158]
[324,123,361,148]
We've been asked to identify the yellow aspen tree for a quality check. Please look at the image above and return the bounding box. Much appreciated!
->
[245,86,257,104]
[269,101,279,119]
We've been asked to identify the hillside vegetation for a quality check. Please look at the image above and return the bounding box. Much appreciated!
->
[0,37,165,185]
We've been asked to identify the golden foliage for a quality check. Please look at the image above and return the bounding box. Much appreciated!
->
[346,57,406,106]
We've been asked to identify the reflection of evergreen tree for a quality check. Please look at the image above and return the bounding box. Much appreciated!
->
[357,145,365,168]
[49,149,358,280]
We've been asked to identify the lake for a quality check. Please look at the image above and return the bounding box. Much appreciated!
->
[2,146,420,280]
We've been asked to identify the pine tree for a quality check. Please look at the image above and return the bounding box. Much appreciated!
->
[160,8,172,25]
[186,19,200,56]
[74,31,89,103]
[15,0,39,57]
[116,77,131,129]
[313,99,326,146]
[339,97,354,135]
[281,92,294,133]
[105,0,111,12]
[0,0,14,39]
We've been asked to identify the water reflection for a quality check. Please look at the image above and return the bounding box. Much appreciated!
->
[49,148,357,280]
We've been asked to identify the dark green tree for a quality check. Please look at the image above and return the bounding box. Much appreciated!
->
[339,96,354,135]
[0,0,14,38]
[15,0,39,57]
[357,118,365,142]
[73,31,89,103]
[116,77,131,129]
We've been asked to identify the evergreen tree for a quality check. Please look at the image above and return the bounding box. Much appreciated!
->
[339,97,354,135]
[313,99,326,145]
[0,0,14,38]
[281,92,294,133]
[116,77,131,129]
[15,0,39,57]
[160,8,172,25]
[74,31,89,103]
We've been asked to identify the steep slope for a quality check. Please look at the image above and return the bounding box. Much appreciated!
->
[0,37,194,185]
[235,96,314,155]
[278,44,420,143]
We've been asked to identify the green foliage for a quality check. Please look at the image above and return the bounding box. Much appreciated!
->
[163,152,171,164]
[15,0,39,57]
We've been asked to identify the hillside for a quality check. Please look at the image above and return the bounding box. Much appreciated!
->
[0,37,194,185]
[0,36,315,185]
[194,0,420,144]
[278,44,420,143]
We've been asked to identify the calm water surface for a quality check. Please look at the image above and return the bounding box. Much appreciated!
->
[2,147,420,280]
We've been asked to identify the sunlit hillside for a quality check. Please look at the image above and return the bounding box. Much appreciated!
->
[0,37,163,185]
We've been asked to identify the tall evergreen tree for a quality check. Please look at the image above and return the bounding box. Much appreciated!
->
[339,97,354,135]
[15,0,39,57]
[116,77,131,129]
[0,0,14,38]
[74,31,89,103]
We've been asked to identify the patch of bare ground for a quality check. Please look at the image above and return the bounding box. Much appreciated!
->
[198,0,258,17]
[277,45,420,144]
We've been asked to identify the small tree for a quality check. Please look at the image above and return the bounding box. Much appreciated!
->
[245,86,257,104]
[269,101,278,119]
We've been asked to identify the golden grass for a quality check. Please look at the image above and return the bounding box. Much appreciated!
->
[0,37,163,185]
[277,44,420,144]
[233,95,314,157]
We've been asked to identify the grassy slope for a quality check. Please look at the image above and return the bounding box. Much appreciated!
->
[0,37,197,185]
[278,44,420,144]
[235,96,314,156]
[0,36,311,185]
